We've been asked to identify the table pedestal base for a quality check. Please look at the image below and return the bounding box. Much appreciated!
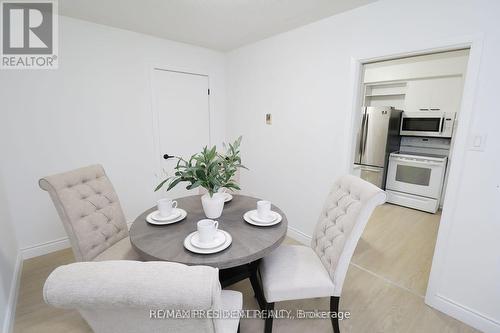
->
[219,260,266,308]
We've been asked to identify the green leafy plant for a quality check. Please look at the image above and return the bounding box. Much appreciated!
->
[155,136,247,197]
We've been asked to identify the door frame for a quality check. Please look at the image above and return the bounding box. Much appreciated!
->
[147,64,212,194]
[345,35,487,330]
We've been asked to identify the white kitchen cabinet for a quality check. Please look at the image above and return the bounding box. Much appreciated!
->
[404,76,464,113]
[404,79,431,112]
[429,76,464,113]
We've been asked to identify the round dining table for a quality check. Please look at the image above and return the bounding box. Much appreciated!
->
[129,194,288,292]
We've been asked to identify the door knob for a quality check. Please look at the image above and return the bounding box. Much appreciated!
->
[163,153,174,160]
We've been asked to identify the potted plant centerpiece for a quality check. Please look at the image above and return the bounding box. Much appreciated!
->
[155,137,246,218]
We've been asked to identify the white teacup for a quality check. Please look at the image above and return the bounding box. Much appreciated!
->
[257,200,272,220]
[197,219,219,244]
[157,198,178,217]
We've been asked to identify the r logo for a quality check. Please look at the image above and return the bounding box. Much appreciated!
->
[2,1,53,54]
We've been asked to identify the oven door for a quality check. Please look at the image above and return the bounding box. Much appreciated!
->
[386,155,445,199]
[400,113,445,137]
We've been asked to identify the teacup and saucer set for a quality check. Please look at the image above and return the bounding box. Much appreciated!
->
[146,198,187,225]
[184,219,232,254]
[243,200,282,226]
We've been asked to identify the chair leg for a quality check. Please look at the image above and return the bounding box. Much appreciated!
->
[264,302,274,333]
[249,260,267,310]
[249,261,261,297]
[330,296,340,333]
[249,261,275,333]
[237,322,240,333]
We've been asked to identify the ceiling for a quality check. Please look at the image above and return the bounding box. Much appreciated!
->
[59,0,377,51]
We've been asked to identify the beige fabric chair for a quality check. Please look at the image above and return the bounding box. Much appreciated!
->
[257,175,386,333]
[44,261,242,333]
[39,164,140,261]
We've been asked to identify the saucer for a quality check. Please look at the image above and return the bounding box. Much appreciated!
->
[151,209,181,222]
[223,193,233,202]
[248,210,276,223]
[243,210,282,227]
[190,230,226,249]
[184,230,232,254]
[146,209,187,226]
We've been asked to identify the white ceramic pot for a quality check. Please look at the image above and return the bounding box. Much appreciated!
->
[201,193,225,218]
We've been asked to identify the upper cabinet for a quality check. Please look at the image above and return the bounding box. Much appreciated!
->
[404,76,464,113]
[404,79,431,111]
[362,49,468,114]
[428,76,464,113]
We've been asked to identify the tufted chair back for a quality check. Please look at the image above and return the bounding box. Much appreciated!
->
[43,261,231,333]
[39,165,129,261]
[311,175,386,296]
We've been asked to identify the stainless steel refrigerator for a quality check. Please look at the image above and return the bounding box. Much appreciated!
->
[354,106,402,189]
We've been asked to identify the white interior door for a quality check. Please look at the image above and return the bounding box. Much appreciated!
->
[151,68,210,199]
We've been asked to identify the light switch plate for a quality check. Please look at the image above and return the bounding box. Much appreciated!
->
[266,113,272,125]
[469,134,487,152]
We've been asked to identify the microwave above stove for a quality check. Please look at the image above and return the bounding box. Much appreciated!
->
[400,112,455,138]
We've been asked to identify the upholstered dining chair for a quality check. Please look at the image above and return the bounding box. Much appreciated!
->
[44,260,242,333]
[39,164,140,262]
[257,175,386,333]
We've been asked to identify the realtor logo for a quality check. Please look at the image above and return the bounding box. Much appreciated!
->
[1,0,58,69]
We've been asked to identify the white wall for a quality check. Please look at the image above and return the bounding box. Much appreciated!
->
[0,16,227,255]
[0,169,20,333]
[226,0,500,331]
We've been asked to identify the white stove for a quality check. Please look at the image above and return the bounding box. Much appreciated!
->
[385,137,449,213]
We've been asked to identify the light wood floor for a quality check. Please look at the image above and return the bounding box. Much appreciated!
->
[13,204,478,333]
[351,204,440,296]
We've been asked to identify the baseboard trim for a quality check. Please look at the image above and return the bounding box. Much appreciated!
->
[426,293,500,332]
[2,253,23,333]
[20,222,134,260]
[286,226,312,245]
[21,237,70,260]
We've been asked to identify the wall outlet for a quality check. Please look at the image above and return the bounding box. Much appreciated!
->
[266,113,272,125]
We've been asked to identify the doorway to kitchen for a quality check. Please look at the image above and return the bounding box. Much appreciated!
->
[349,48,471,299]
